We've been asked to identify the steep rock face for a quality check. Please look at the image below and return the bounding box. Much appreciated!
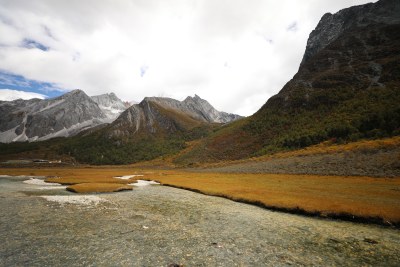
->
[300,0,400,66]
[267,25,400,111]
[91,92,128,121]
[267,0,400,111]
[0,90,108,142]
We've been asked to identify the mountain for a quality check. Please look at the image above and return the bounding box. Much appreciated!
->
[56,95,242,164]
[174,0,400,164]
[0,89,108,143]
[183,95,242,123]
[142,95,242,123]
[0,88,240,151]
[108,95,242,138]
[91,92,129,121]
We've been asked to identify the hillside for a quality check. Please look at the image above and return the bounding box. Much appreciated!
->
[174,0,400,165]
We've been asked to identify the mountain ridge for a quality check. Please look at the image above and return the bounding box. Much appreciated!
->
[0,90,242,145]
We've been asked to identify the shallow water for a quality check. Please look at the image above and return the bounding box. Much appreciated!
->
[0,175,399,266]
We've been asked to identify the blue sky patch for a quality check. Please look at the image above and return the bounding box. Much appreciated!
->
[22,38,49,51]
[287,22,298,32]
[0,71,66,99]
[140,65,149,77]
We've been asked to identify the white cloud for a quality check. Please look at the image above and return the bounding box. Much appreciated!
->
[0,0,375,115]
[0,89,47,101]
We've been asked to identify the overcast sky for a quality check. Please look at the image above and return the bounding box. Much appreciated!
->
[0,0,374,116]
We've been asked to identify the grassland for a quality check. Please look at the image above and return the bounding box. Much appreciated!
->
[1,167,399,226]
[149,171,400,226]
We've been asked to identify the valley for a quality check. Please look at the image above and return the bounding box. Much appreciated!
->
[1,0,400,265]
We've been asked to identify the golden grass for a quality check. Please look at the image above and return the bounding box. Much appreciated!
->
[67,183,133,193]
[148,171,400,224]
[1,167,399,224]
[0,167,143,185]
[254,136,400,160]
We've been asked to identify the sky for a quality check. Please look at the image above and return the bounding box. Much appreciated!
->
[0,0,375,116]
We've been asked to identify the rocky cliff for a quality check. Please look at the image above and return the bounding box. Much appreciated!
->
[267,0,400,110]
[301,0,400,66]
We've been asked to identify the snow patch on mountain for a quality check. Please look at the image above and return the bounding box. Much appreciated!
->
[91,92,128,121]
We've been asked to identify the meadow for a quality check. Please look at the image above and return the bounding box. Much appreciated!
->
[1,166,399,226]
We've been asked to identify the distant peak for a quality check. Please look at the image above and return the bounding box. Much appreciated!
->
[70,89,84,94]
[184,94,202,102]
[63,89,86,97]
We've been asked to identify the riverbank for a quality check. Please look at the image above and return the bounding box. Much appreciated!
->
[0,175,399,266]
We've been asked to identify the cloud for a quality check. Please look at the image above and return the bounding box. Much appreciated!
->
[0,0,375,116]
[0,89,47,101]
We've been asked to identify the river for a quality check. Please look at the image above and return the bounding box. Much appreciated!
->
[0,175,399,266]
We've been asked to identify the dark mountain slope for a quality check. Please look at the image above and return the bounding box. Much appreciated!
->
[175,0,400,165]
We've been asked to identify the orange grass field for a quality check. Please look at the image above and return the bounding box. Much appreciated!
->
[1,167,399,224]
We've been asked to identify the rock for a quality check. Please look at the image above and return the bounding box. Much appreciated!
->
[364,238,379,244]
